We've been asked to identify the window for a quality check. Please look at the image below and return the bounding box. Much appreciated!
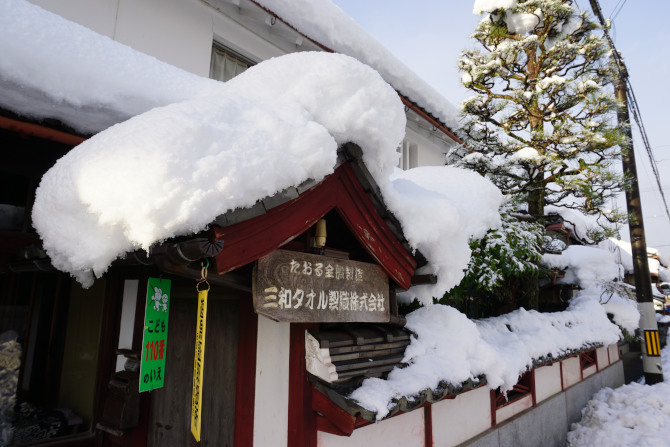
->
[397,140,418,170]
[209,44,255,82]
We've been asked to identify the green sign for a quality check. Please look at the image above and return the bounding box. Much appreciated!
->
[140,277,171,392]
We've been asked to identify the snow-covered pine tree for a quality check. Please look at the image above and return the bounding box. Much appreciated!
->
[453,0,627,231]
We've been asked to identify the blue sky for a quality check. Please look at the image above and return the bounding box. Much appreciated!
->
[333,0,670,251]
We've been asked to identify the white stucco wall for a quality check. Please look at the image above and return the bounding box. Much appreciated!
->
[317,409,424,447]
[561,356,582,389]
[254,316,291,447]
[431,386,492,447]
[534,363,562,404]
[404,124,456,169]
[29,0,288,77]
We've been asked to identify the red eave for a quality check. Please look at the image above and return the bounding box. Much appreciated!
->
[212,162,417,289]
[0,115,86,146]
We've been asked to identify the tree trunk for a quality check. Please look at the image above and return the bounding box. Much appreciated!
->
[516,274,539,311]
[527,183,545,221]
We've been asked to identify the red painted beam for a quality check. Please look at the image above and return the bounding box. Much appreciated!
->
[311,388,356,436]
[234,297,258,447]
[288,323,318,447]
[0,115,86,146]
[212,163,416,289]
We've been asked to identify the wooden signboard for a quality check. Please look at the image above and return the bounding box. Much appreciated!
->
[253,249,389,323]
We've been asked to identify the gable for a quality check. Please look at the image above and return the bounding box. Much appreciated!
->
[211,160,417,289]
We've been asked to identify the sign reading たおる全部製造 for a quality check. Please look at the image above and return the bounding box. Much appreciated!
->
[253,249,389,323]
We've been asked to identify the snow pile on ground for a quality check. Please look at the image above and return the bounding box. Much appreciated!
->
[258,0,461,129]
[567,333,670,447]
[17,0,502,292]
[0,0,221,135]
[542,245,622,288]
[350,294,623,419]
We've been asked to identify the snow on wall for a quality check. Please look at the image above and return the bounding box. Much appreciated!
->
[350,294,624,420]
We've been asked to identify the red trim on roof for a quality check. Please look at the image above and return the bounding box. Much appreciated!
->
[0,115,85,146]
[400,97,463,145]
[233,297,258,447]
[212,162,417,289]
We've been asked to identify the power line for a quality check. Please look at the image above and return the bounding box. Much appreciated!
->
[589,0,670,222]
[609,0,627,21]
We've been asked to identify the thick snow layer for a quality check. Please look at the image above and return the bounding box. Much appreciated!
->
[545,205,600,244]
[32,51,407,286]
[258,0,461,130]
[2,0,460,134]
[0,0,221,134]
[350,293,625,419]
[598,238,663,276]
[567,332,670,447]
[473,0,517,14]
[506,12,541,34]
[387,166,503,305]
[17,0,503,293]
[573,284,640,334]
[542,245,621,288]
[598,238,635,273]
[510,146,542,163]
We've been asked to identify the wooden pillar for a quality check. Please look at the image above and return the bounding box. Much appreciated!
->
[288,323,318,447]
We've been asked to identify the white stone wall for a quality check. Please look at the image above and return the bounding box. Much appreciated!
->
[317,409,424,447]
[254,316,291,447]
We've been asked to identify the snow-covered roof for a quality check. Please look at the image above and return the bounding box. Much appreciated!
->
[255,0,461,130]
[2,0,502,297]
[2,0,638,422]
[0,0,460,135]
[351,289,627,419]
[0,0,221,135]
[542,245,622,288]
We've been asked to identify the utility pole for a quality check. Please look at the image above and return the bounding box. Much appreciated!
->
[589,0,664,384]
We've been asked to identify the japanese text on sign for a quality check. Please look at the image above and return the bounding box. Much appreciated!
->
[139,278,171,393]
[253,250,389,323]
[191,288,208,442]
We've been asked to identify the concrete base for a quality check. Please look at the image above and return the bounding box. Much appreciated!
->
[460,361,624,447]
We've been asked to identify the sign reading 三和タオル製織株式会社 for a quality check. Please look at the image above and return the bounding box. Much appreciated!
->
[139,277,171,392]
[253,249,389,323]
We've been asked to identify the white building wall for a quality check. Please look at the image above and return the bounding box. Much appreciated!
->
[431,386,492,447]
[317,409,424,447]
[112,0,214,76]
[534,363,562,403]
[30,0,460,164]
[403,121,458,170]
[29,0,119,38]
[254,316,291,447]
[30,0,259,76]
